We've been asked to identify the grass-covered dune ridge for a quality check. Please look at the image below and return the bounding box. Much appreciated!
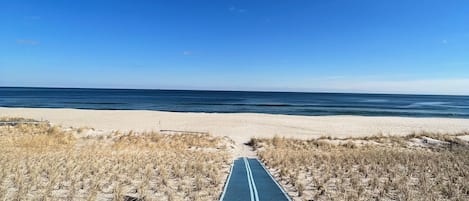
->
[0,117,232,201]
[252,132,469,201]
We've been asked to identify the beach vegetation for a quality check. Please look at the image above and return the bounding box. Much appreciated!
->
[0,118,232,200]
[252,132,469,201]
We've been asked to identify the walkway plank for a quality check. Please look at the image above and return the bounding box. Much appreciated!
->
[220,157,291,201]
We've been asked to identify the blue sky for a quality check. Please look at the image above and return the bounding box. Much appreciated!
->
[1,0,469,95]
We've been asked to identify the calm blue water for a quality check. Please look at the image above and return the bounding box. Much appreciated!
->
[1,87,469,118]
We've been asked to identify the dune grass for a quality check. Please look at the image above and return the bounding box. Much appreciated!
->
[252,133,469,201]
[0,118,232,201]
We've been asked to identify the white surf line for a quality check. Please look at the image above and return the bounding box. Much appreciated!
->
[219,159,234,201]
[257,159,292,201]
[244,157,259,201]
[244,157,255,201]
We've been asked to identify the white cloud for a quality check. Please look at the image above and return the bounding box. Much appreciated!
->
[182,51,192,56]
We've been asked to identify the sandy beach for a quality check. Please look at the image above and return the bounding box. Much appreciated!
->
[2,107,469,144]
[2,108,469,200]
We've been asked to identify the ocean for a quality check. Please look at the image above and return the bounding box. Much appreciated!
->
[1,87,469,118]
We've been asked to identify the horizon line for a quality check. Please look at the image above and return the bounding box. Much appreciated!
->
[1,85,468,97]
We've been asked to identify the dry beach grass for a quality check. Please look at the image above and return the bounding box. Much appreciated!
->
[2,114,469,201]
[0,117,232,201]
[252,133,469,201]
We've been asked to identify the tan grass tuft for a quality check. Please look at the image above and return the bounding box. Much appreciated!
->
[253,133,469,201]
[0,117,232,200]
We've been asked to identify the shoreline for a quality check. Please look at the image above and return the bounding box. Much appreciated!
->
[2,107,469,143]
[3,106,469,119]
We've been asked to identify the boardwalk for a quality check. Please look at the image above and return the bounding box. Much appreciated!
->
[220,157,291,201]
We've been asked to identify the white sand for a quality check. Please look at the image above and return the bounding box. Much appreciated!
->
[2,107,469,143]
[3,107,469,157]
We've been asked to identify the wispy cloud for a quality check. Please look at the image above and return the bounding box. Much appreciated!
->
[262,75,469,95]
[444,61,469,66]
[229,6,247,13]
[16,39,40,45]
[24,15,41,20]
[441,39,448,44]
[182,51,192,56]
[318,78,469,95]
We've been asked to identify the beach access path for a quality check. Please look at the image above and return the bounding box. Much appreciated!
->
[220,157,291,201]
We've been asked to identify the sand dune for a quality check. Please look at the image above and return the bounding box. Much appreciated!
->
[2,107,469,144]
[2,108,468,200]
